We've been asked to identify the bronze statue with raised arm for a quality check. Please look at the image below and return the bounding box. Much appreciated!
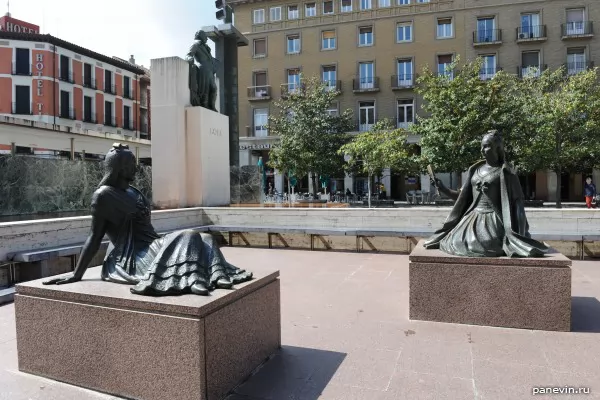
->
[43,144,252,295]
[425,130,548,258]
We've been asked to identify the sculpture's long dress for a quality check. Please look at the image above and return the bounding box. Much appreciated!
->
[91,185,252,295]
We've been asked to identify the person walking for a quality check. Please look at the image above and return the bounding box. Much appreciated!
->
[584,176,596,209]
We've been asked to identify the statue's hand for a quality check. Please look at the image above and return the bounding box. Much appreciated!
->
[43,273,81,285]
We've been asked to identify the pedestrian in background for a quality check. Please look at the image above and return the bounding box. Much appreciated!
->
[584,176,596,209]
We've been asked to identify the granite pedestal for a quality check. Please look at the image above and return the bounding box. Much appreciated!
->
[409,240,572,331]
[14,265,281,400]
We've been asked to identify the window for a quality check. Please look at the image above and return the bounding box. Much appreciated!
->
[417,0,430,3]
[477,17,497,42]
[83,95,93,122]
[520,13,541,38]
[398,0,409,4]
[397,99,414,129]
[521,51,541,77]
[326,103,339,116]
[253,38,267,57]
[104,100,113,126]
[360,0,371,10]
[83,63,93,88]
[288,5,299,19]
[287,68,301,93]
[14,48,30,75]
[437,18,453,38]
[323,0,334,14]
[253,108,269,137]
[480,54,497,79]
[359,26,373,46]
[359,101,375,131]
[566,8,585,35]
[305,2,316,17]
[322,65,337,91]
[379,0,390,7]
[358,62,374,89]
[253,9,265,24]
[287,34,300,54]
[567,48,586,75]
[322,30,336,50]
[341,0,352,12]
[123,76,131,98]
[396,22,412,42]
[438,54,453,78]
[270,6,282,21]
[396,59,413,86]
[123,105,132,129]
[104,70,113,93]
[14,85,31,114]
[253,71,269,97]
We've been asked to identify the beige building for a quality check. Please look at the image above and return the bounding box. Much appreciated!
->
[229,0,600,201]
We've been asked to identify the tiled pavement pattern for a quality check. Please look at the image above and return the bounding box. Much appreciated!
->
[1,248,599,400]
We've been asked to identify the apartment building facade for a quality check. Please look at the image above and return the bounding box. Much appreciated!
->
[0,31,148,157]
[230,0,600,201]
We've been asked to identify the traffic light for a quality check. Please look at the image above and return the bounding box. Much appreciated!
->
[215,0,226,20]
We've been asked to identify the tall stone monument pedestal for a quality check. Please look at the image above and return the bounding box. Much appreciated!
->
[409,240,572,331]
[151,57,230,208]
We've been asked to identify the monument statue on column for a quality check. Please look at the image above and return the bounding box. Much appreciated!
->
[187,30,218,111]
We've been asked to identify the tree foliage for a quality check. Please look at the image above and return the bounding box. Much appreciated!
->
[267,76,355,192]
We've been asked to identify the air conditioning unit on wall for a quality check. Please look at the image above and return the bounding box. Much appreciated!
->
[519,33,527,39]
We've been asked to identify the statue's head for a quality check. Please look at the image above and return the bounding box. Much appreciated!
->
[194,30,207,43]
[98,143,137,188]
[481,129,505,166]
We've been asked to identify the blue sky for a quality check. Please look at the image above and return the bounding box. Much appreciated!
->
[6,0,220,68]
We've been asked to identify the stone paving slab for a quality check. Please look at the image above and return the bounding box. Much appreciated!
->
[1,248,600,400]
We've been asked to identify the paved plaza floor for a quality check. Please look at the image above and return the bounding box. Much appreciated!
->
[1,248,599,400]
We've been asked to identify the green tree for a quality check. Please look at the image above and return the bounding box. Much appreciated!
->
[518,66,600,207]
[268,76,355,195]
[338,119,417,207]
[413,56,525,186]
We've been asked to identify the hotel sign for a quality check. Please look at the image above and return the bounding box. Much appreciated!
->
[0,16,40,34]
[239,143,278,150]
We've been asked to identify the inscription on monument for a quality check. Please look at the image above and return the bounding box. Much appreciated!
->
[210,128,222,136]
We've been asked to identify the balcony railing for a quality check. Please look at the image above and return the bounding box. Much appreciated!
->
[104,116,117,127]
[516,25,547,41]
[59,108,75,120]
[123,88,135,100]
[397,121,414,130]
[322,80,342,92]
[479,67,502,80]
[518,65,547,78]
[561,21,594,38]
[356,119,377,132]
[565,61,595,75]
[473,29,502,44]
[83,78,97,90]
[11,63,32,76]
[437,70,455,80]
[391,74,415,89]
[352,77,380,92]
[246,125,269,137]
[248,85,272,100]
[59,71,74,84]
[140,123,149,133]
[280,82,304,97]
[83,113,97,124]
[122,120,135,131]
[104,84,117,95]
[11,102,33,115]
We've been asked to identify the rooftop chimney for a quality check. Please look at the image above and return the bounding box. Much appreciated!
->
[129,55,135,64]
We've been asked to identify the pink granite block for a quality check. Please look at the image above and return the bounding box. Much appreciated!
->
[409,241,572,331]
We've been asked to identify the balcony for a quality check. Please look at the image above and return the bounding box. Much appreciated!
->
[122,120,135,131]
[561,22,594,39]
[245,125,269,138]
[11,102,33,115]
[83,113,97,124]
[280,82,304,97]
[352,77,380,93]
[104,116,117,127]
[565,61,595,75]
[322,80,342,93]
[473,29,502,46]
[391,74,415,90]
[518,65,547,78]
[356,119,377,132]
[479,67,502,80]
[516,25,547,42]
[140,123,149,134]
[11,63,32,76]
[247,85,272,101]
[397,121,414,130]
[83,78,97,90]
[103,84,117,95]
[58,71,74,84]
[59,108,75,120]
[123,88,135,100]
[437,70,455,80]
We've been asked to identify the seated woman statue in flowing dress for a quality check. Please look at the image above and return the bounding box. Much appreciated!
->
[424,130,548,258]
[43,143,253,296]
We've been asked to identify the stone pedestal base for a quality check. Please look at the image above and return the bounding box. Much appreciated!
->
[14,266,281,400]
[409,240,571,331]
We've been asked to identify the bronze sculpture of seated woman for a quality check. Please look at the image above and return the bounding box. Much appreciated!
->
[44,143,253,296]
[425,130,548,258]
